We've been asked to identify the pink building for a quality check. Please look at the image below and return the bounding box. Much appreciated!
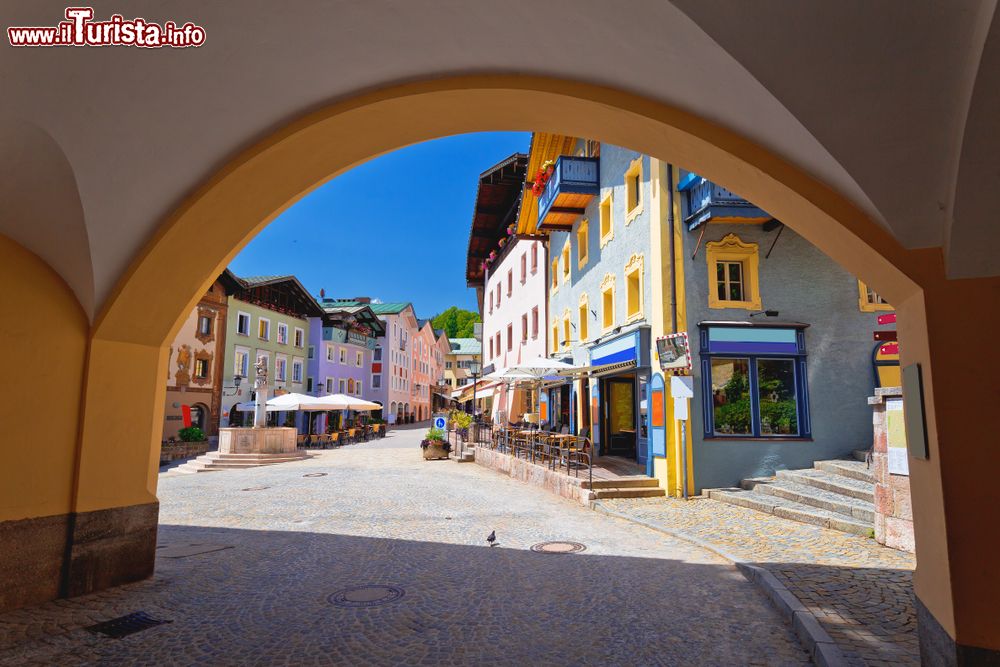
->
[481,236,548,423]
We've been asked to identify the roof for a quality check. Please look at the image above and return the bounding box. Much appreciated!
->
[465,152,529,287]
[239,275,293,286]
[448,338,481,355]
[318,299,412,315]
[230,273,324,317]
[320,302,387,336]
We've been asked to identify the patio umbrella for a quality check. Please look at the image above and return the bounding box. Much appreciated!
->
[314,394,381,410]
[502,357,577,430]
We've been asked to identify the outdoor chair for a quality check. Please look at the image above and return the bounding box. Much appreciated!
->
[564,437,592,477]
[347,427,358,444]
[296,434,308,448]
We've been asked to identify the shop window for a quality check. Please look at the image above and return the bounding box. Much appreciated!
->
[858,280,893,312]
[705,234,761,310]
[700,325,810,439]
[561,243,570,280]
[601,273,615,331]
[624,158,643,223]
[236,312,250,336]
[599,193,613,247]
[258,317,270,341]
[577,218,589,268]
[276,322,288,345]
[578,293,589,341]
[625,253,643,321]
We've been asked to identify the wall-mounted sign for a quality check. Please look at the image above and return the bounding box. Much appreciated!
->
[877,313,897,325]
[670,376,694,421]
[874,330,898,342]
[656,332,691,374]
[886,398,908,475]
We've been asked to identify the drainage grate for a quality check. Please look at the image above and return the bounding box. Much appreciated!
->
[530,541,587,554]
[241,486,270,491]
[303,472,328,478]
[86,611,172,639]
[328,585,405,608]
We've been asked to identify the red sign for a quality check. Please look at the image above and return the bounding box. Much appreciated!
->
[372,362,382,373]
[880,343,899,355]
[874,330,898,342]
[877,313,897,325]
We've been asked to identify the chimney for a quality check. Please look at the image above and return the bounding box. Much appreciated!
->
[354,296,371,304]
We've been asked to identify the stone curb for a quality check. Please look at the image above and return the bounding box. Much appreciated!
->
[590,501,850,667]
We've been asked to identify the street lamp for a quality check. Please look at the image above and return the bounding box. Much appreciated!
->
[468,359,482,437]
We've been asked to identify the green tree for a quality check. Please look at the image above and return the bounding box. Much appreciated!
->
[431,306,481,338]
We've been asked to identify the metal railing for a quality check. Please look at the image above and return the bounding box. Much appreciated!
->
[476,425,593,489]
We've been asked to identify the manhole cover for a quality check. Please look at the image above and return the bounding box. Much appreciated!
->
[303,472,327,478]
[530,541,587,554]
[242,486,270,491]
[328,585,405,608]
[86,611,171,638]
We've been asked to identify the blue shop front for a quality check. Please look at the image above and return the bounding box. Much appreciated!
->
[589,327,652,474]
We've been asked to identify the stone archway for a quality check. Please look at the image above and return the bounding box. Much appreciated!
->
[18,76,1000,658]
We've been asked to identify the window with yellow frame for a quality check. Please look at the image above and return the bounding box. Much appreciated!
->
[562,309,571,349]
[600,273,616,331]
[624,253,644,321]
[599,193,613,247]
[551,259,558,290]
[624,157,644,224]
[561,243,570,281]
[858,280,893,312]
[705,233,761,310]
[577,218,589,269]
[578,292,589,341]
[551,321,559,354]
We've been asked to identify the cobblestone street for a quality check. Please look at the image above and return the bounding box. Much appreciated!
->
[598,497,917,666]
[1,426,810,666]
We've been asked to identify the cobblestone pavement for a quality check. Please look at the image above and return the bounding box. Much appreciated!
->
[599,496,917,666]
[0,426,809,666]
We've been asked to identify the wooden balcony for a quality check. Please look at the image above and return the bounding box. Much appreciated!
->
[679,172,771,230]
[537,156,600,231]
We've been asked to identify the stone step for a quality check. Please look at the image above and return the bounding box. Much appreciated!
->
[592,486,666,499]
[776,468,874,502]
[815,459,874,484]
[706,488,871,536]
[751,479,875,523]
[852,449,871,462]
[583,477,661,490]
[212,453,308,460]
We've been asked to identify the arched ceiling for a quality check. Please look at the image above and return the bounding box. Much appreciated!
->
[1,0,997,318]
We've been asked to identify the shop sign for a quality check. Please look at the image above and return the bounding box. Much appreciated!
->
[656,332,691,374]
[886,398,908,475]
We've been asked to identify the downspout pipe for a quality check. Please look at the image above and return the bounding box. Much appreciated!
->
[667,164,677,333]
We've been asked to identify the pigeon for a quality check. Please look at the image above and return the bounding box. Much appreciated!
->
[486,530,497,547]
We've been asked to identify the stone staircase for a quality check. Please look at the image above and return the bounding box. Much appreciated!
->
[706,452,875,536]
[173,451,309,473]
[583,477,666,500]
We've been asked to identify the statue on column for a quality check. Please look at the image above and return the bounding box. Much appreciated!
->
[253,355,269,428]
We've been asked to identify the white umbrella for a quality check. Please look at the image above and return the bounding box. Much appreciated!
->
[315,394,382,411]
[504,356,576,379]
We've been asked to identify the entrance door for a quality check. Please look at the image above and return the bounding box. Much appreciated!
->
[603,375,637,458]
[581,382,591,437]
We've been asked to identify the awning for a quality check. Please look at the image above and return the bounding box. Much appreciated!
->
[590,360,637,377]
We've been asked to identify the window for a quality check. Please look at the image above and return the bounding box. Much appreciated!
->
[275,356,287,382]
[531,307,539,338]
[198,315,212,336]
[347,378,355,394]
[292,359,303,383]
[306,377,314,392]
[530,244,538,273]
[552,322,559,354]
[326,344,334,362]
[599,193,613,246]
[234,348,250,378]
[276,322,288,345]
[339,379,347,393]
[625,253,644,321]
[356,380,363,396]
[577,218,589,268]
[308,345,315,360]
[258,317,270,341]
[624,157,643,222]
[562,311,571,349]
[372,374,381,389]
[356,350,363,367]
[521,313,528,341]
[236,312,250,336]
[325,377,334,394]
[194,357,209,379]
[495,333,500,357]
[507,324,513,351]
[551,259,559,290]
[489,337,494,360]
[520,253,527,283]
[858,280,893,312]
[339,348,347,364]
[601,273,616,331]
[585,139,601,157]
[507,269,513,296]
[705,234,761,310]
[578,294,589,341]
[561,243,570,280]
[293,327,304,348]
[373,347,382,361]
[445,361,453,369]
[701,325,810,439]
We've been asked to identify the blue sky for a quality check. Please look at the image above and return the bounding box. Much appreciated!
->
[230,131,530,319]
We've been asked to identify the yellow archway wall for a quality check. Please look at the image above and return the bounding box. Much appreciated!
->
[6,76,1000,657]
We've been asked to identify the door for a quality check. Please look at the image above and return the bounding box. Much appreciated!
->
[603,375,637,458]
[581,382,591,437]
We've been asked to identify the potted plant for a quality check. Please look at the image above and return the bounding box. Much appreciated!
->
[420,427,451,460]
[178,426,206,443]
[448,410,473,439]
